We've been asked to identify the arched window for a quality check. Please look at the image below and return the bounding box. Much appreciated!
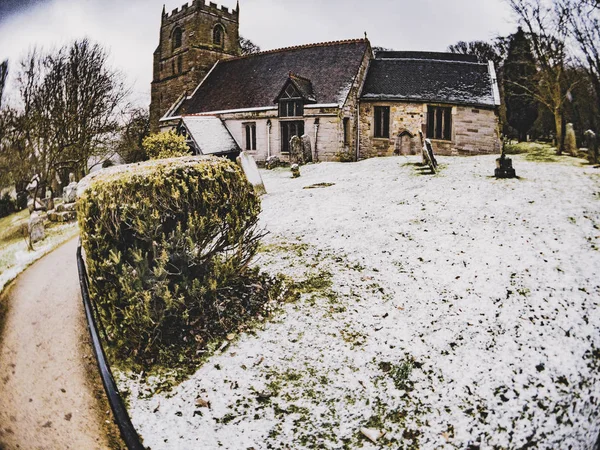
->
[172,27,183,51]
[213,24,224,47]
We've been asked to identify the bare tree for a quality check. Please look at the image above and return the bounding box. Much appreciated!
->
[10,40,127,204]
[117,107,150,164]
[507,0,579,153]
[448,40,506,67]
[239,36,261,55]
[559,0,600,129]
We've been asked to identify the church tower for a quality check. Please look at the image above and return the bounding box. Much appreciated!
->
[150,1,241,130]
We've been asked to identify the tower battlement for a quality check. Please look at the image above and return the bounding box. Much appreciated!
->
[163,0,239,23]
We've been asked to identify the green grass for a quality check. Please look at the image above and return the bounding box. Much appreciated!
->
[0,209,29,246]
[503,141,569,163]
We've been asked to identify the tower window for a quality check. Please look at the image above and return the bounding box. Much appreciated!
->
[173,27,183,50]
[177,55,183,74]
[213,24,224,47]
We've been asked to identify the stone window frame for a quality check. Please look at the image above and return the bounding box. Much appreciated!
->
[427,105,453,141]
[243,122,257,151]
[172,27,183,52]
[343,117,351,146]
[279,84,304,118]
[280,120,305,154]
[374,106,390,139]
[213,23,225,47]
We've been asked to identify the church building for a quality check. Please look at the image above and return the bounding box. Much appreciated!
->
[151,1,501,162]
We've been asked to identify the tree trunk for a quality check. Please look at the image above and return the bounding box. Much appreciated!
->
[554,109,563,155]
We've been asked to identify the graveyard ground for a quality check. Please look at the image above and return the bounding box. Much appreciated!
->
[0,209,78,294]
[119,148,600,449]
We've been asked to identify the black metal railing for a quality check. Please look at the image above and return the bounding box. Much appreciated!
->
[76,241,145,450]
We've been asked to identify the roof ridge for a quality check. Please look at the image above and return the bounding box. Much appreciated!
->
[289,72,312,82]
[376,57,488,66]
[226,38,368,62]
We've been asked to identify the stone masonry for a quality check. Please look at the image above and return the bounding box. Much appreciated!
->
[359,102,500,158]
[149,1,241,130]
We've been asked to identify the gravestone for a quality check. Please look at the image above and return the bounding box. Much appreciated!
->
[564,123,578,157]
[237,151,266,195]
[291,164,300,178]
[28,211,45,243]
[585,130,597,164]
[290,136,304,165]
[495,153,516,178]
[63,173,78,203]
[265,155,280,170]
[301,135,313,163]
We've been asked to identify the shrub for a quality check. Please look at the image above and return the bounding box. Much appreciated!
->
[142,131,190,160]
[0,193,16,219]
[77,156,278,369]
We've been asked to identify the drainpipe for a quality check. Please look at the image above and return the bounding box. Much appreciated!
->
[266,119,271,159]
[314,118,320,162]
[356,103,361,161]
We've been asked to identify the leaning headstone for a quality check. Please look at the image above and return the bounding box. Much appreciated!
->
[237,151,266,195]
[265,155,280,170]
[565,123,578,157]
[290,135,304,165]
[28,211,45,243]
[301,135,313,163]
[291,164,300,178]
[585,130,597,164]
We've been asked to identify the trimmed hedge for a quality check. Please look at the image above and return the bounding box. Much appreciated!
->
[78,156,275,368]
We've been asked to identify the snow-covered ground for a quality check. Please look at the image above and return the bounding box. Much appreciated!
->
[0,221,78,294]
[120,154,600,449]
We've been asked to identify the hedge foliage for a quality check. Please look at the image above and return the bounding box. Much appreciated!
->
[142,131,190,160]
[78,156,278,369]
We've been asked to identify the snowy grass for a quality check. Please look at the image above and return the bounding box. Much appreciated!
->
[119,153,600,449]
[0,210,78,294]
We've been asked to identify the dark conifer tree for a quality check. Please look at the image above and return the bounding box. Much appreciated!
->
[504,27,539,141]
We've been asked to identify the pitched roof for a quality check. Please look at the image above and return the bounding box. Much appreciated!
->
[361,53,497,108]
[282,73,316,103]
[175,39,369,115]
[376,51,479,63]
[181,116,240,155]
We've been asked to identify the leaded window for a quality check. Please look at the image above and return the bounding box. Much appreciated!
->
[374,106,390,138]
[281,121,304,153]
[427,106,452,141]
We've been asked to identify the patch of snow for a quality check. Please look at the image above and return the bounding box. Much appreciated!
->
[120,155,600,449]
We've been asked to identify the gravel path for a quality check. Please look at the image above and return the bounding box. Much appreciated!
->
[0,237,120,449]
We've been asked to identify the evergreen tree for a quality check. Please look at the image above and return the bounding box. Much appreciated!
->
[504,27,539,141]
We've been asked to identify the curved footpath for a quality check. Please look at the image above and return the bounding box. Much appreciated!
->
[0,238,121,450]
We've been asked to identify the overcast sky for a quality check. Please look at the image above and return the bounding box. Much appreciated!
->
[0,0,517,107]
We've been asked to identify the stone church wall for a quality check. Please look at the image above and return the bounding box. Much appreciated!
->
[359,101,500,158]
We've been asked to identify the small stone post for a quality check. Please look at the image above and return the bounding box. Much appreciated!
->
[584,130,597,164]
